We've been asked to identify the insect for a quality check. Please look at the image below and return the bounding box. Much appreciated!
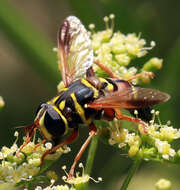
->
[18,16,170,178]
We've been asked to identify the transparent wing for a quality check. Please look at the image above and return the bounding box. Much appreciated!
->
[58,16,93,87]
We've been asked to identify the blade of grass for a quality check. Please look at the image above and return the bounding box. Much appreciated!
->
[0,0,60,85]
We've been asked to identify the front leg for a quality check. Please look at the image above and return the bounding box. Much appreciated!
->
[40,128,79,165]
[68,123,97,179]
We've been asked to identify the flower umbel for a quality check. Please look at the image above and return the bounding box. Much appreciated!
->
[62,163,102,185]
[0,132,70,185]
[107,110,180,163]
[89,14,162,85]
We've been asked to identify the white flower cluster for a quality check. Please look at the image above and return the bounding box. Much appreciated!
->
[35,183,75,190]
[0,132,70,185]
[108,110,180,161]
[35,163,102,190]
[89,15,162,84]
[62,163,102,185]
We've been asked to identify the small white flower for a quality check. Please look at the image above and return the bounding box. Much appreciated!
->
[45,142,52,149]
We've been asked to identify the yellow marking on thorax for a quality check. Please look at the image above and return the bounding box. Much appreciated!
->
[131,85,138,99]
[81,78,99,98]
[59,100,66,110]
[39,112,53,140]
[71,93,92,124]
[47,88,68,105]
[47,96,59,105]
[52,106,69,135]
[61,88,68,91]
[99,78,114,91]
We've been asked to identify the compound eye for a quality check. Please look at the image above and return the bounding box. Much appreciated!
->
[44,106,65,137]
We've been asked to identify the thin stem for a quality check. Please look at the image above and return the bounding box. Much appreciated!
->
[120,159,142,190]
[85,134,99,175]
[76,134,99,190]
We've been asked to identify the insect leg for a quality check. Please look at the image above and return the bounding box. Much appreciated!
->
[94,61,119,79]
[115,109,147,133]
[125,71,154,82]
[68,123,97,179]
[40,128,79,165]
[16,125,37,156]
[86,66,95,77]
[34,139,47,151]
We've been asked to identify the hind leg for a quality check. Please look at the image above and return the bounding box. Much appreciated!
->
[115,109,147,133]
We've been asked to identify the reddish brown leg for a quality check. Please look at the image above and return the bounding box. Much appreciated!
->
[34,139,47,151]
[94,61,119,79]
[115,109,147,133]
[86,66,95,77]
[125,71,154,82]
[68,123,97,179]
[40,129,79,165]
[16,126,37,156]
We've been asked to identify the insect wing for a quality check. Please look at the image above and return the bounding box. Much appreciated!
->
[58,16,93,87]
[88,82,170,109]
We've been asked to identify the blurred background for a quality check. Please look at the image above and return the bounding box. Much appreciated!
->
[0,0,180,189]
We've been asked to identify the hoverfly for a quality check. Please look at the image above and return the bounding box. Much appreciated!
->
[18,16,170,178]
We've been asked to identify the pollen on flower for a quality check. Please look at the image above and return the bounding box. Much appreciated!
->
[134,110,138,116]
[109,14,115,19]
[151,40,156,47]
[62,163,102,185]
[14,131,19,137]
[103,16,109,23]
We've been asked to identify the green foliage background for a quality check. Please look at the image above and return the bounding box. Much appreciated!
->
[0,0,180,189]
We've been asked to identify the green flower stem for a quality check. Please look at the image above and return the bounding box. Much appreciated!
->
[0,0,59,85]
[85,134,99,175]
[120,159,142,190]
[76,135,99,190]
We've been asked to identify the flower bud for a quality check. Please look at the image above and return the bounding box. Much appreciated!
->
[155,178,171,190]
[128,145,139,157]
[142,58,163,73]
[0,96,5,108]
